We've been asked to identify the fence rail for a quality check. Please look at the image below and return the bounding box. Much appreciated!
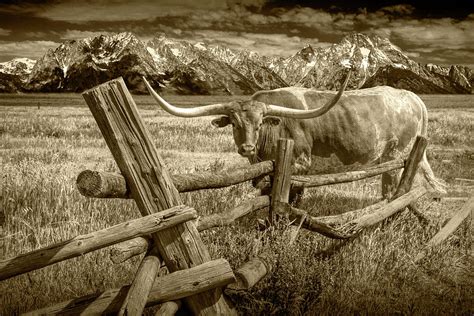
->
[0,205,196,281]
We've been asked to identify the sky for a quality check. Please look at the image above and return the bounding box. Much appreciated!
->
[0,0,473,68]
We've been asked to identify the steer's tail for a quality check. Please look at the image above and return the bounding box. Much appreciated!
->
[419,152,447,195]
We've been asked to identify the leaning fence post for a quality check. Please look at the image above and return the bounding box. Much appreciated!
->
[118,248,161,316]
[82,78,235,315]
[393,136,428,198]
[269,138,294,224]
[392,135,430,223]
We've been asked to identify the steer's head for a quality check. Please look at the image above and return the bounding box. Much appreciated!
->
[209,100,281,157]
[142,70,351,159]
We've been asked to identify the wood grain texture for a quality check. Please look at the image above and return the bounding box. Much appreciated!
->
[155,301,182,316]
[76,160,273,198]
[291,159,405,189]
[118,249,161,316]
[0,206,196,281]
[270,139,294,224]
[226,250,273,291]
[198,195,270,231]
[393,136,428,198]
[24,259,235,315]
[82,78,234,315]
[110,236,151,264]
[110,196,271,263]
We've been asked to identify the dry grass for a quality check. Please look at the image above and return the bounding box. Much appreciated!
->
[0,93,473,315]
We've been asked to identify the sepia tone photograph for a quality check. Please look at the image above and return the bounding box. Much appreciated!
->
[0,0,473,314]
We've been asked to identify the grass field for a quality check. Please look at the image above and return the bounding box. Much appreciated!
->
[0,93,473,315]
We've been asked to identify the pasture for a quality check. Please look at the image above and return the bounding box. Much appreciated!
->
[0,93,473,315]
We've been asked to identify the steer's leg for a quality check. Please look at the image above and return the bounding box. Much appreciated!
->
[381,137,401,199]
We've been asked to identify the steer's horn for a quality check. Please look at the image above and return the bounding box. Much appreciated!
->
[265,69,352,119]
[142,77,231,117]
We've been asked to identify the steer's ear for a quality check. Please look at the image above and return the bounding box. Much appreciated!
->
[263,116,281,126]
[211,116,231,128]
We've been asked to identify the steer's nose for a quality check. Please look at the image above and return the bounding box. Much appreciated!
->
[239,144,256,156]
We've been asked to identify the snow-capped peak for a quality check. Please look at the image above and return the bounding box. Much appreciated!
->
[0,57,37,79]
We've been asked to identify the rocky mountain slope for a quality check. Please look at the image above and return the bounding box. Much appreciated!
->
[0,58,36,92]
[26,32,162,93]
[268,33,472,93]
[1,32,472,94]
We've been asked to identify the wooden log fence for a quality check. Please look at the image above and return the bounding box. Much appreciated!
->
[24,259,235,315]
[82,78,235,315]
[0,205,196,281]
[76,160,274,198]
[2,77,447,315]
[110,195,271,264]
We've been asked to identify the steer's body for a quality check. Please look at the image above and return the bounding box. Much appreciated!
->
[252,86,424,169]
[250,85,445,197]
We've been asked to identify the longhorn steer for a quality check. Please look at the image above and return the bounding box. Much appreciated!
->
[143,72,446,200]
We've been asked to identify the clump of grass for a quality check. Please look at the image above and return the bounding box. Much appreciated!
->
[428,111,474,147]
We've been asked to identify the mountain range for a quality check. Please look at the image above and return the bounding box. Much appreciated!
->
[0,32,472,94]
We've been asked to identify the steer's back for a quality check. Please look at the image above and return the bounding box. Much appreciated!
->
[252,86,426,165]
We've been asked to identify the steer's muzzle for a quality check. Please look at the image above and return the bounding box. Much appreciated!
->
[239,144,256,157]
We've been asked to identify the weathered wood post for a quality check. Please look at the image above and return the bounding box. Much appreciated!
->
[82,78,235,315]
[392,135,430,223]
[269,139,294,224]
[118,248,161,316]
[393,136,428,198]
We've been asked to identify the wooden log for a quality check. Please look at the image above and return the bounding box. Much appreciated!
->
[275,187,426,238]
[0,206,196,281]
[118,248,161,316]
[76,161,273,198]
[273,202,350,239]
[390,136,428,223]
[339,186,428,236]
[77,170,130,198]
[82,78,234,315]
[314,199,388,226]
[197,195,270,231]
[172,160,273,192]
[110,196,271,263]
[414,195,474,263]
[24,259,235,315]
[290,158,405,189]
[110,236,151,264]
[393,136,428,198]
[226,251,273,291]
[270,139,294,224]
[156,301,182,316]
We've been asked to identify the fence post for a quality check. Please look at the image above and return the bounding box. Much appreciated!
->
[82,78,235,315]
[393,136,428,198]
[392,135,430,223]
[269,138,294,224]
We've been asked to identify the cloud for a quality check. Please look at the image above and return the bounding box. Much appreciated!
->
[35,0,229,22]
[186,30,326,57]
[60,30,113,40]
[388,19,474,50]
[378,4,415,16]
[0,40,59,60]
[0,28,11,36]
